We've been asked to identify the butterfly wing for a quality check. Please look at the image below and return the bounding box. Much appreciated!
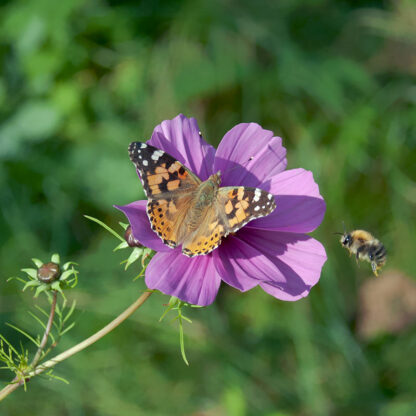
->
[128,142,201,199]
[181,186,276,257]
[129,142,201,248]
[218,186,276,232]
[146,195,195,248]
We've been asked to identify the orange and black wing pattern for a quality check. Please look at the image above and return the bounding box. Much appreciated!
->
[128,142,200,199]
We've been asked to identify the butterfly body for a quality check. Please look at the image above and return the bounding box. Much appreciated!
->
[187,173,220,229]
[129,142,276,257]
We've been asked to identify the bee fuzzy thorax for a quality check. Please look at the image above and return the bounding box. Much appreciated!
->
[339,229,386,276]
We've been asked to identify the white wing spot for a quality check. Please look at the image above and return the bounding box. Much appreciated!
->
[254,206,260,211]
[141,143,147,148]
[151,150,164,161]
[253,189,262,202]
[267,193,273,200]
[143,160,148,166]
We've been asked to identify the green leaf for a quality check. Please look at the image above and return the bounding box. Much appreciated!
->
[178,314,189,366]
[6,324,39,347]
[27,311,46,331]
[28,312,56,345]
[84,215,124,242]
[63,300,77,324]
[34,305,49,319]
[34,305,58,331]
[21,268,37,279]
[45,370,69,384]
[0,335,19,356]
[60,321,76,336]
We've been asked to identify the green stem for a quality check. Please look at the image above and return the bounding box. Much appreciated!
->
[0,290,153,402]
[31,291,57,368]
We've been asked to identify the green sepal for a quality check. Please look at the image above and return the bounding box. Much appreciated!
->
[51,253,60,264]
[119,222,129,230]
[31,258,43,268]
[60,270,74,281]
[168,296,179,306]
[124,247,143,270]
[142,248,153,265]
[114,241,129,251]
[51,281,64,295]
[34,284,48,298]
[62,261,78,271]
[22,280,40,291]
[159,302,176,322]
[21,268,37,279]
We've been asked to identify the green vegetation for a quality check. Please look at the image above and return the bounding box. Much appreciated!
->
[1,0,415,414]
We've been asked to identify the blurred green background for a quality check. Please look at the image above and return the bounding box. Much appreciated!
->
[1,0,416,414]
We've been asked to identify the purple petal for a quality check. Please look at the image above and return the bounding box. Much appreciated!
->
[235,228,327,301]
[149,114,216,180]
[249,168,326,233]
[213,235,272,292]
[145,251,221,306]
[213,123,287,187]
[114,201,171,252]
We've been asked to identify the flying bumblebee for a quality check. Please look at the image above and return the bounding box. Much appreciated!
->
[338,229,386,276]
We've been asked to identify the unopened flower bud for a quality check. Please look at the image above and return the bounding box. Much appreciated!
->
[37,262,60,283]
[124,226,143,248]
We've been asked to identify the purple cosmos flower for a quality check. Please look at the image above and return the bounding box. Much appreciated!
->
[116,114,326,306]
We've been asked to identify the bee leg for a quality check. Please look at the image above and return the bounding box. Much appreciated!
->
[368,246,380,276]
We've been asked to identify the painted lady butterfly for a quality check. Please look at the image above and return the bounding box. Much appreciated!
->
[129,142,276,257]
